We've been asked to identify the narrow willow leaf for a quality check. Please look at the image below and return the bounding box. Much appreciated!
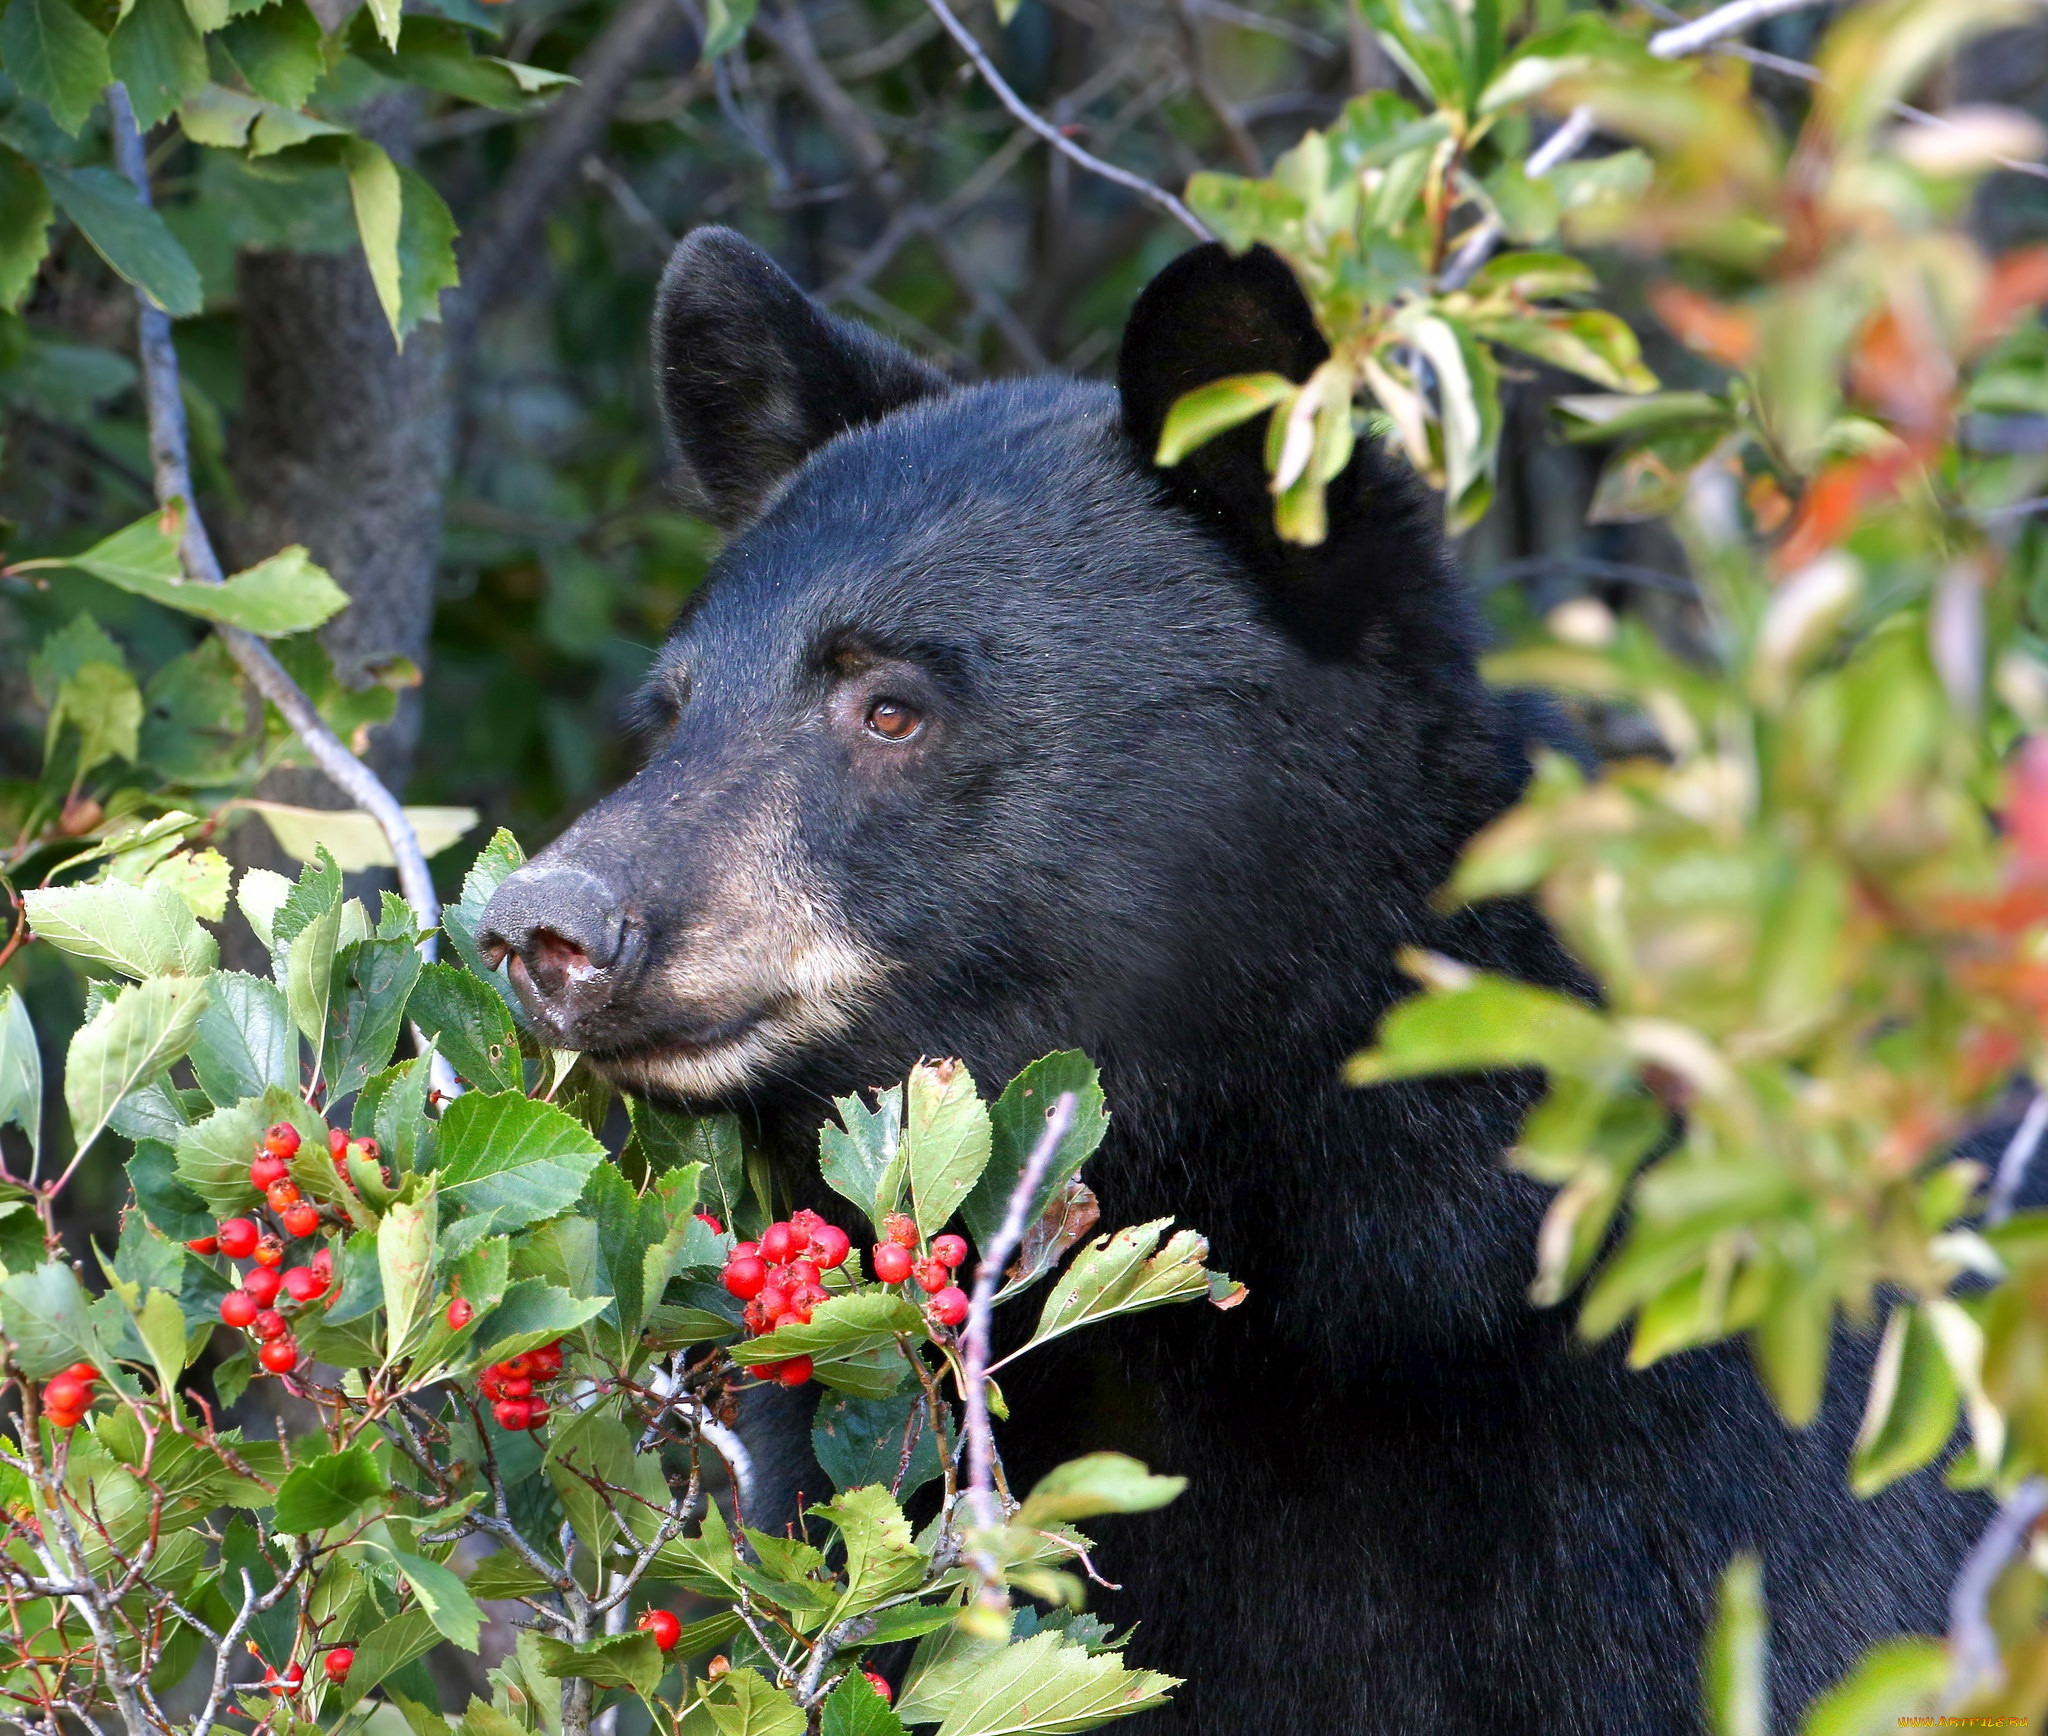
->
[1153,371,1293,466]
[1704,1554,1768,1736]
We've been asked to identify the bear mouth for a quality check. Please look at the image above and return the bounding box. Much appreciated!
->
[581,1002,800,1104]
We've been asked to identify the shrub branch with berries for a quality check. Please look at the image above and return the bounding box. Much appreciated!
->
[0,830,1239,1736]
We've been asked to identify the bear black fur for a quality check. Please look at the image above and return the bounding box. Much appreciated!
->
[479,228,1981,1733]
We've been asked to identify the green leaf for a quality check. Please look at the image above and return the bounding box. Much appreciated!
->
[335,1609,440,1707]
[135,1286,188,1389]
[407,963,520,1094]
[0,148,51,309]
[821,1672,907,1736]
[23,879,216,979]
[189,971,294,1106]
[473,1278,609,1366]
[812,1389,944,1499]
[0,987,43,1167]
[0,1261,100,1376]
[1468,309,1657,395]
[345,137,403,336]
[700,0,754,58]
[1704,1554,1768,1736]
[1016,1454,1184,1526]
[897,1632,1175,1735]
[961,1052,1107,1254]
[813,1484,923,1619]
[1344,965,1617,1086]
[433,1092,605,1234]
[388,1547,480,1650]
[216,0,320,108]
[1153,372,1292,467]
[742,1289,924,1368]
[394,163,459,335]
[43,166,201,316]
[1023,1220,1231,1356]
[905,1061,989,1239]
[274,1445,389,1533]
[820,1085,903,1233]
[1798,1637,1944,1736]
[707,1668,804,1736]
[127,1138,211,1240]
[25,512,351,634]
[628,1096,743,1200]
[354,1050,435,1175]
[279,854,344,1049]
[109,0,206,129]
[48,658,142,774]
[379,1187,436,1361]
[0,0,109,133]
[322,934,423,1102]
[66,975,208,1157]
[444,827,524,996]
[536,1632,663,1696]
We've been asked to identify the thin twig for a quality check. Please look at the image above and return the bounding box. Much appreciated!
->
[1644,0,1828,61]
[919,0,1212,239]
[1949,1475,2048,1702]
[961,1091,1078,1557]
[1987,1091,2048,1227]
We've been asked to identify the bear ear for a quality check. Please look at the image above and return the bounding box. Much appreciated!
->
[653,227,950,530]
[1117,242,1331,553]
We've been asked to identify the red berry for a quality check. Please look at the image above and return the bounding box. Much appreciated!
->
[731,1240,760,1260]
[447,1298,474,1329]
[329,1126,348,1160]
[324,1649,353,1685]
[757,1283,792,1321]
[775,1355,813,1386]
[811,1224,851,1270]
[218,1218,259,1259]
[863,1669,892,1705]
[742,1299,771,1334]
[253,1309,289,1341]
[265,1178,302,1214]
[883,1213,919,1250]
[501,1353,533,1379]
[310,1247,333,1280]
[530,1341,563,1376]
[788,1208,824,1249]
[220,1291,259,1328]
[912,1258,948,1294]
[872,1243,913,1284]
[695,1211,723,1234]
[929,1286,969,1327]
[500,1376,532,1399]
[243,1265,283,1308]
[493,1399,532,1431]
[254,1235,285,1269]
[525,1399,550,1430]
[44,1406,82,1431]
[931,1234,968,1270]
[479,1369,505,1400]
[637,1609,682,1652]
[282,1203,321,1239]
[723,1255,767,1300]
[187,1234,219,1256]
[278,1663,304,1693]
[759,1222,794,1263]
[250,1153,288,1190]
[282,1266,326,1303]
[264,1123,301,1161]
[259,1337,298,1374]
[64,1362,97,1383]
[345,1138,380,1170]
[43,1375,87,1413]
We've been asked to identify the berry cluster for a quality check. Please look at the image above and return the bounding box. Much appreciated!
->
[39,1360,100,1431]
[205,1123,343,1375]
[870,1214,970,1326]
[478,1340,563,1432]
[719,1208,853,1387]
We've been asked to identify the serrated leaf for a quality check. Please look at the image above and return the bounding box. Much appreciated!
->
[0,1261,100,1376]
[0,987,42,1166]
[334,1608,440,1707]
[379,1187,436,1363]
[814,1484,923,1619]
[1798,1636,1944,1736]
[236,867,291,952]
[742,1289,923,1367]
[820,1085,903,1233]
[247,802,477,873]
[387,1547,479,1650]
[48,658,141,774]
[707,1668,804,1736]
[322,934,423,1102]
[961,1053,1107,1254]
[65,975,207,1157]
[24,879,216,979]
[0,0,109,134]
[127,1138,210,1239]
[628,1096,743,1200]
[433,1093,604,1234]
[134,1286,187,1390]
[0,148,51,310]
[109,0,205,129]
[906,1061,989,1239]
[408,963,519,1094]
[444,827,524,997]
[216,0,320,108]
[811,1389,944,1499]
[1022,1221,1224,1355]
[898,1632,1175,1735]
[32,520,351,633]
[473,1279,609,1365]
[822,1671,907,1736]
[536,1632,662,1695]
[43,166,200,316]
[189,972,294,1106]
[274,1445,389,1533]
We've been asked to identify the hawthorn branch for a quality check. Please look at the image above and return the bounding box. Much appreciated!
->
[1949,1475,2048,1702]
[104,85,445,956]
[1988,1091,2048,1227]
[919,0,1213,240]
[960,1091,1078,1563]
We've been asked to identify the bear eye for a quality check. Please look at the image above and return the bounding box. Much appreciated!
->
[864,698,922,742]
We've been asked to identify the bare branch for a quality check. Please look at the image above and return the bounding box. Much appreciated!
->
[1988,1091,2048,1227]
[919,0,1213,239]
[1949,1475,2048,1702]
[1645,0,1828,61]
[1166,0,1262,174]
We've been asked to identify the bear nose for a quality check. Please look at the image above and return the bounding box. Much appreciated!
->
[477,866,638,1024]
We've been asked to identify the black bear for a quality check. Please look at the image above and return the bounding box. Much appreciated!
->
[478,227,1976,1732]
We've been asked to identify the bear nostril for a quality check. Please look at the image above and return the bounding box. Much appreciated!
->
[529,928,595,984]
[479,935,510,969]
